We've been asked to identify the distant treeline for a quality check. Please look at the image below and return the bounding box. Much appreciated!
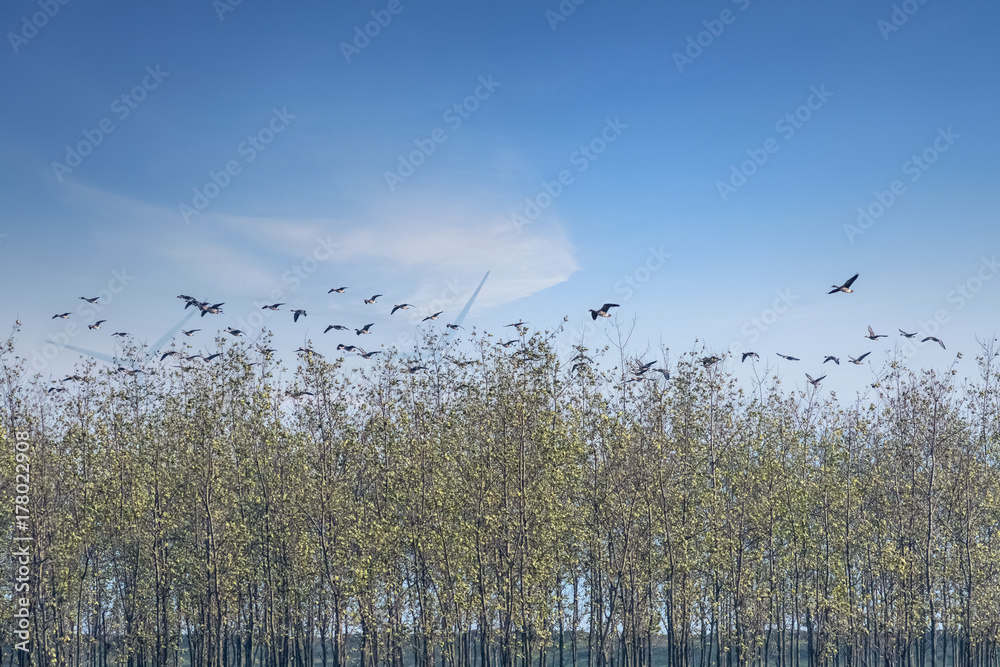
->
[1,329,999,667]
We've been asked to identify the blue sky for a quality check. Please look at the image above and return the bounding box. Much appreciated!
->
[1,0,998,394]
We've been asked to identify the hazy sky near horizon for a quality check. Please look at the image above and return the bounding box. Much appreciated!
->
[1,0,998,394]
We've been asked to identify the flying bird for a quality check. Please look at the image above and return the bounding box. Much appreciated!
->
[829,274,859,294]
[499,340,519,348]
[47,386,67,394]
[88,320,107,330]
[324,324,349,333]
[391,304,414,314]
[80,296,99,304]
[422,311,443,322]
[52,313,70,319]
[445,324,463,330]
[296,347,323,358]
[865,325,888,340]
[848,352,871,365]
[777,353,800,361]
[328,287,348,293]
[200,303,224,317]
[160,351,179,361]
[181,329,200,336]
[364,295,383,304]
[337,344,360,352]
[742,352,759,362]
[286,390,314,399]
[505,320,527,328]
[922,336,946,349]
[823,356,840,365]
[203,353,222,361]
[805,373,826,387]
[356,323,374,335]
[224,327,244,337]
[701,356,721,367]
[899,329,917,338]
[112,332,128,337]
[405,365,426,373]
[589,303,619,320]
[292,309,307,322]
[359,351,382,359]
[261,303,284,311]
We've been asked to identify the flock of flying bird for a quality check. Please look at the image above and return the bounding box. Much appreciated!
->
[34,273,949,396]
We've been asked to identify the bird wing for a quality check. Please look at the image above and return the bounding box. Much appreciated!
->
[868,325,875,336]
[858,352,871,361]
[843,273,858,288]
[601,303,619,311]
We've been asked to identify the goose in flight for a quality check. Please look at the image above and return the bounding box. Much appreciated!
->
[337,344,360,352]
[777,353,800,361]
[589,303,619,320]
[701,356,721,367]
[62,374,85,382]
[48,386,67,394]
[652,368,670,380]
[848,352,871,365]
[829,273,859,294]
[80,296,100,304]
[224,327,244,337]
[499,339,519,348]
[505,320,527,328]
[391,304,414,314]
[286,389,314,399]
[296,347,323,358]
[823,356,840,365]
[364,294,383,304]
[88,320,107,330]
[405,365,426,373]
[261,303,284,311]
[356,323,374,335]
[805,373,826,386]
[324,324,349,333]
[292,309,307,322]
[572,353,594,363]
[422,311,443,322]
[181,329,200,336]
[52,313,70,319]
[899,329,917,338]
[742,352,759,362]
[865,326,888,340]
[160,351,179,361]
[112,332,128,337]
[328,287,348,293]
[445,323,463,330]
[200,303,224,317]
[633,360,658,373]
[203,353,223,361]
[922,336,946,349]
[359,350,382,359]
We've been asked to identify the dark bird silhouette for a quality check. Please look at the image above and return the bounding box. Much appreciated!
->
[80,296,99,304]
[48,386,67,394]
[445,323,463,330]
[359,351,382,359]
[286,390,314,399]
[112,332,128,337]
[777,353,800,361]
[88,320,107,330]
[589,303,619,320]
[701,356,721,367]
[203,353,222,361]
[364,294,383,304]
[52,313,70,319]
[499,339,519,348]
[922,336,946,349]
[337,344,360,352]
[865,325,888,340]
[296,347,322,358]
[328,287,348,293]
[224,327,244,337]
[422,311,443,322]
[742,352,759,362]
[356,323,374,335]
[200,303,224,317]
[181,329,200,336]
[261,303,284,311]
[160,351,179,361]
[899,329,917,338]
[505,321,527,328]
[324,324,349,333]
[805,373,826,386]
[391,304,414,314]
[405,365,426,373]
[292,309,307,322]
[848,352,871,365]
[823,356,840,365]
[829,273,859,294]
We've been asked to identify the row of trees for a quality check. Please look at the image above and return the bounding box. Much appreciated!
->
[1,327,999,667]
